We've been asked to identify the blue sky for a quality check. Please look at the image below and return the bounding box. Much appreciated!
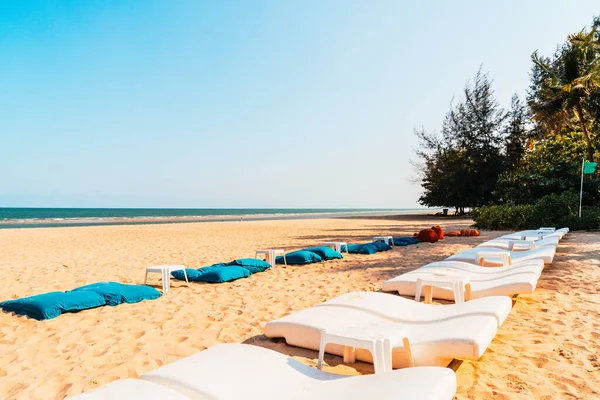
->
[1,1,598,208]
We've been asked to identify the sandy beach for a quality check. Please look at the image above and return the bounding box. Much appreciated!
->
[0,216,598,399]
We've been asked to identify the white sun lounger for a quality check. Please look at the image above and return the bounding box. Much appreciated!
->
[502,228,567,241]
[418,260,544,274]
[382,265,540,300]
[71,344,457,400]
[265,292,511,368]
[70,379,190,400]
[447,246,555,264]
[144,343,457,400]
[479,236,559,250]
[320,291,512,326]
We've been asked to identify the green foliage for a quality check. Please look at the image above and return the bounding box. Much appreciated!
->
[530,191,580,226]
[472,204,533,230]
[417,147,472,210]
[415,68,508,210]
[415,16,600,220]
[474,192,600,230]
[495,131,600,205]
[504,95,529,168]
[528,20,600,161]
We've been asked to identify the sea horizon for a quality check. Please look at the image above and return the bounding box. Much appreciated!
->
[0,207,439,229]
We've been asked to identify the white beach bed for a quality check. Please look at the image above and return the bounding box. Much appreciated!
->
[478,236,559,250]
[382,264,540,300]
[265,292,511,368]
[446,246,555,264]
[418,260,544,274]
[501,228,568,240]
[71,344,457,400]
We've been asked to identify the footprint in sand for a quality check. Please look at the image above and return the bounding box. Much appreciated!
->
[133,331,145,339]
[554,347,574,359]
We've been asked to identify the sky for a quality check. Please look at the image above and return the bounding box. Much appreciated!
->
[1,1,598,208]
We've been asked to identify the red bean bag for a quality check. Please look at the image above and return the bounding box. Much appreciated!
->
[417,228,439,243]
[431,225,444,240]
[444,231,462,237]
[460,229,480,237]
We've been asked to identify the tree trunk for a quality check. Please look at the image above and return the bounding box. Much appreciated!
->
[575,103,594,162]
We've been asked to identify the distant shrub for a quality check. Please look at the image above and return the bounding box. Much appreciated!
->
[530,192,579,227]
[472,204,533,230]
[473,192,600,230]
[566,207,600,230]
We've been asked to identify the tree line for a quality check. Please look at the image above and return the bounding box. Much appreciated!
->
[415,16,600,219]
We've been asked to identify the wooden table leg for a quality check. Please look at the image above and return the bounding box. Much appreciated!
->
[464,282,472,301]
[403,337,414,367]
[424,285,433,304]
[343,346,356,363]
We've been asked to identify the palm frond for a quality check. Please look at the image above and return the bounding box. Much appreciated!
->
[572,71,600,89]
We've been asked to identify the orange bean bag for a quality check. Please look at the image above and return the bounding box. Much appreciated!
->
[444,231,462,237]
[460,229,480,237]
[431,225,444,240]
[417,228,439,243]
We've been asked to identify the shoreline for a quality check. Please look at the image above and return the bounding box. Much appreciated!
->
[0,208,442,230]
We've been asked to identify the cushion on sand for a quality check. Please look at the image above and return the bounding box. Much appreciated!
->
[347,243,379,254]
[393,237,420,246]
[303,246,344,260]
[371,241,392,251]
[172,265,251,283]
[417,229,439,243]
[444,231,461,237]
[432,225,444,240]
[225,258,272,274]
[73,282,162,305]
[171,268,202,281]
[0,291,107,321]
[198,266,251,283]
[276,250,323,265]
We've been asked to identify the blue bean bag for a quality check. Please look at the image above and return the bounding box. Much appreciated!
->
[171,268,203,281]
[72,282,162,306]
[347,243,379,255]
[303,246,343,260]
[393,237,420,246]
[370,241,392,252]
[276,250,323,265]
[225,258,272,274]
[198,265,251,283]
[172,265,251,283]
[0,291,107,321]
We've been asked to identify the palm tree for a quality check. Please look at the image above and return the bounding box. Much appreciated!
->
[529,22,600,161]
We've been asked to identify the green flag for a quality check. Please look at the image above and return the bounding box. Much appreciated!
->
[584,161,597,174]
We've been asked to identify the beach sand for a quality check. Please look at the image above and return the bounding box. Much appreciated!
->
[0,216,598,399]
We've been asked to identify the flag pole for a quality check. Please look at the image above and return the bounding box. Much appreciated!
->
[579,158,584,218]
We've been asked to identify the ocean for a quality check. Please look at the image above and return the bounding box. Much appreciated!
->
[0,208,431,229]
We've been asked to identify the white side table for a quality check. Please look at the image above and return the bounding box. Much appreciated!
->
[255,249,286,266]
[145,265,190,294]
[476,251,512,267]
[317,322,413,373]
[372,236,394,247]
[323,241,348,254]
[415,275,472,304]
